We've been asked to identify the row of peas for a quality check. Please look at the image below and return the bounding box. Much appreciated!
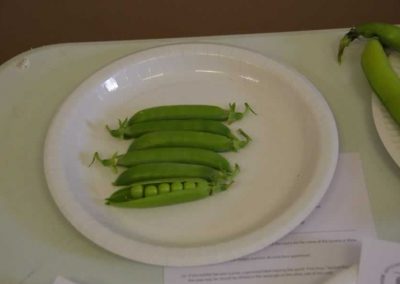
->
[92,103,255,208]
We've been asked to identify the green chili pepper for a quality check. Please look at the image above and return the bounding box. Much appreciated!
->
[127,103,255,125]
[113,162,239,186]
[106,119,237,139]
[127,129,251,152]
[361,39,400,125]
[91,147,233,173]
[106,178,229,208]
[338,22,400,63]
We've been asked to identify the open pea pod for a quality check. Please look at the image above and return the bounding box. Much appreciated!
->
[106,178,230,208]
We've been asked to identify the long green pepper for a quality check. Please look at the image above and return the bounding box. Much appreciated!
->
[361,39,400,125]
[338,22,400,63]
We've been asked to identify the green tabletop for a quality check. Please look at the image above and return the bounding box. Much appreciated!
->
[1,28,399,284]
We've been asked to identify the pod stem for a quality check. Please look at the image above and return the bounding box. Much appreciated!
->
[231,163,240,178]
[226,103,256,124]
[232,128,252,151]
[209,163,239,195]
[215,163,239,188]
[106,118,129,139]
[244,102,257,115]
[337,28,360,63]
[89,152,120,173]
[211,180,234,194]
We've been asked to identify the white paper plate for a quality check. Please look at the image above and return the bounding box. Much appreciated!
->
[372,52,400,168]
[44,43,338,266]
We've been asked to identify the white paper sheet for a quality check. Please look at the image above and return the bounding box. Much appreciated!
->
[322,265,358,284]
[164,153,376,284]
[357,239,400,284]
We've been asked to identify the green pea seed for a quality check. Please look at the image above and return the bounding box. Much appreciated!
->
[171,182,183,191]
[144,185,158,197]
[183,181,196,190]
[130,184,144,199]
[158,183,170,194]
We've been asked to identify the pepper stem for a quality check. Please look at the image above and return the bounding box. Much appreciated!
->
[106,118,129,139]
[337,28,360,64]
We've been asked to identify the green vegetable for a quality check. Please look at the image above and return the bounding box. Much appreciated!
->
[158,183,170,194]
[361,39,400,125]
[107,119,237,139]
[91,147,233,172]
[144,185,158,197]
[338,22,400,63]
[130,184,144,199]
[90,102,256,209]
[113,162,238,186]
[171,181,184,191]
[106,178,229,208]
[127,103,255,125]
[183,181,196,190]
[127,130,251,152]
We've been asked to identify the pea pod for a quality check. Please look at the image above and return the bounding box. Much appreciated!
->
[113,162,238,186]
[106,178,229,208]
[107,119,236,139]
[91,147,233,172]
[127,130,251,152]
[338,22,400,63]
[127,103,255,124]
[361,39,400,125]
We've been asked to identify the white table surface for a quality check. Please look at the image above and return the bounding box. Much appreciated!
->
[1,28,399,284]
